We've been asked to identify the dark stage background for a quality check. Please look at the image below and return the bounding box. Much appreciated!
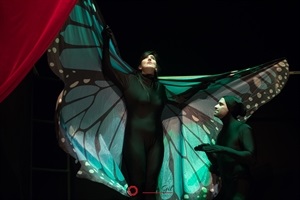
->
[1,1,299,200]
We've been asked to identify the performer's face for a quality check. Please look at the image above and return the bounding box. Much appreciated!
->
[214,98,229,119]
[139,54,157,74]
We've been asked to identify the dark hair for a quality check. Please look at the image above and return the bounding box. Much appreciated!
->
[138,50,160,70]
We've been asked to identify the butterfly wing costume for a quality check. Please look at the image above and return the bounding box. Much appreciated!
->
[47,0,289,199]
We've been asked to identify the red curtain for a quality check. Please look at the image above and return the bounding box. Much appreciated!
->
[0,0,77,103]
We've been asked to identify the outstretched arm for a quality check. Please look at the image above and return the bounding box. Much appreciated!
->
[200,126,256,166]
[202,144,256,166]
[194,144,219,174]
[194,123,256,166]
[101,26,113,70]
[101,26,128,88]
[161,71,238,107]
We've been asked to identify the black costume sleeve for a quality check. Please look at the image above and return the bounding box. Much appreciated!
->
[238,124,256,166]
[101,27,128,89]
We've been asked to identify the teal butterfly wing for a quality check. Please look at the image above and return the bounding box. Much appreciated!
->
[157,59,289,199]
[47,0,132,196]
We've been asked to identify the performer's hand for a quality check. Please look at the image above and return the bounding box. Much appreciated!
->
[102,25,113,40]
[202,145,225,153]
[194,144,209,151]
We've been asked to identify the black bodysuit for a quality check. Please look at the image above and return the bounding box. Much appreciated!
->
[214,122,255,200]
[102,38,167,200]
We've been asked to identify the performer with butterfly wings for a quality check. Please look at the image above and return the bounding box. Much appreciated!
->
[47,0,289,199]
[101,26,216,200]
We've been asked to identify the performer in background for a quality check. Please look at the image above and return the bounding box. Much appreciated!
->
[47,0,289,199]
[195,95,256,200]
